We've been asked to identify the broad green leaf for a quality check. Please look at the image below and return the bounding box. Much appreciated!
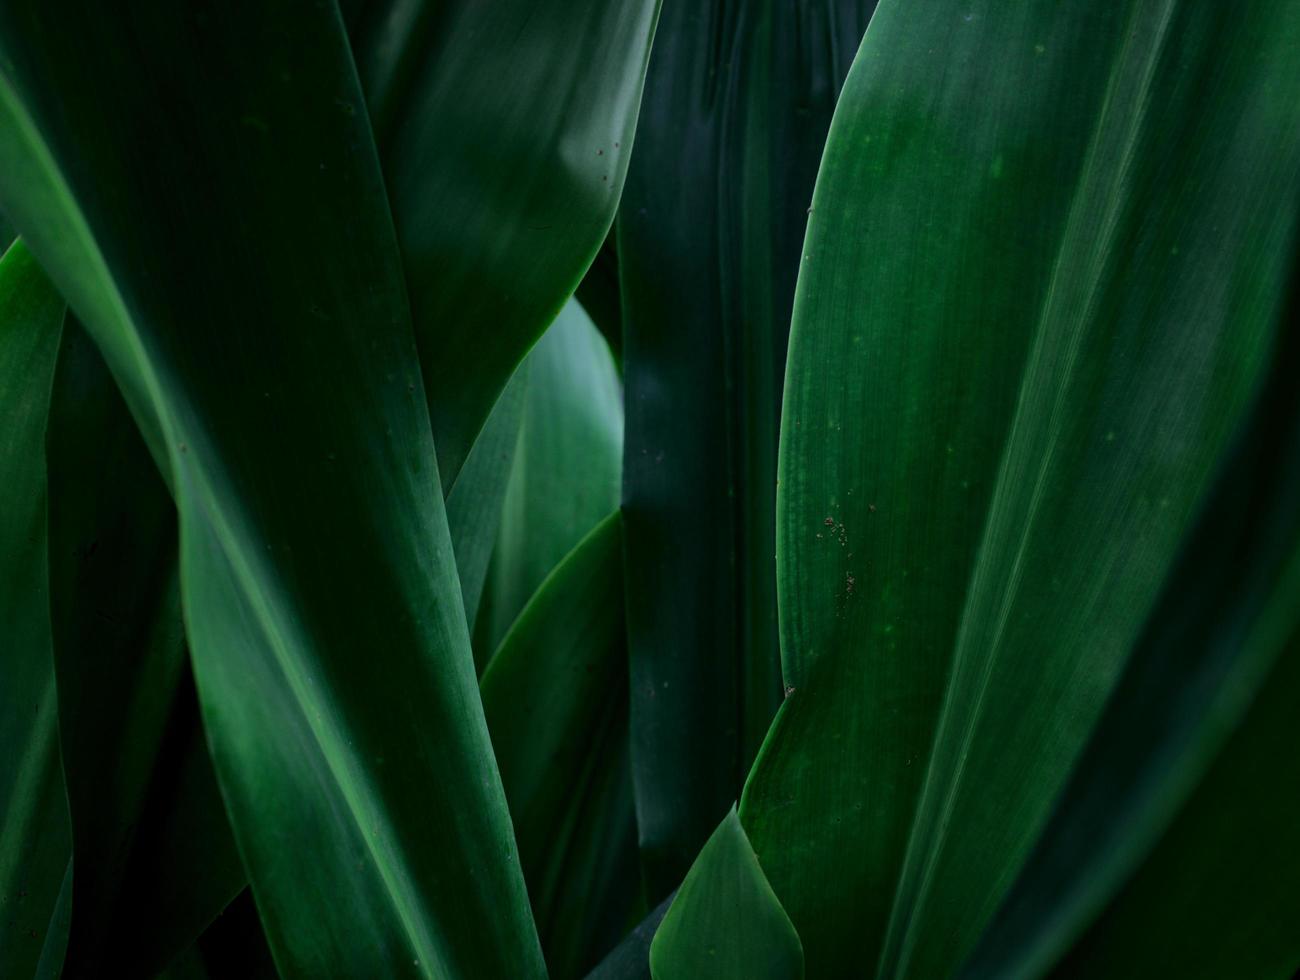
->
[350,0,660,487]
[0,241,68,979]
[649,808,802,980]
[964,270,1300,979]
[735,1,1300,976]
[584,896,674,980]
[46,321,245,976]
[476,301,623,659]
[619,0,875,899]
[447,363,528,633]
[0,4,542,976]
[481,512,640,978]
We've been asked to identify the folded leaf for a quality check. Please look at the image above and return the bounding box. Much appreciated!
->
[351,0,660,487]
[736,1,1300,975]
[0,4,542,975]
[619,0,876,899]
[0,241,68,979]
[649,808,802,980]
[481,512,640,978]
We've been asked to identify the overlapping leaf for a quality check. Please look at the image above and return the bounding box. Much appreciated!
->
[482,513,640,978]
[649,809,802,980]
[619,0,876,899]
[475,301,623,659]
[965,255,1300,979]
[350,0,660,487]
[46,322,245,976]
[731,1,1300,976]
[0,3,542,975]
[0,242,68,979]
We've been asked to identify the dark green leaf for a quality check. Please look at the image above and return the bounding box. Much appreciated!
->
[46,321,245,976]
[351,0,660,487]
[619,0,875,900]
[584,895,674,980]
[736,1,1300,976]
[481,512,640,978]
[649,808,802,980]
[0,4,542,975]
[964,256,1300,979]
[0,241,68,979]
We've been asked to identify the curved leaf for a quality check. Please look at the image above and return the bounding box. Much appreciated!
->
[476,301,623,658]
[964,256,1300,979]
[737,1,1300,976]
[649,808,802,980]
[0,4,542,976]
[0,241,68,979]
[481,512,640,978]
[447,363,528,633]
[619,0,875,899]
[46,321,244,976]
[351,0,660,486]
[584,896,674,980]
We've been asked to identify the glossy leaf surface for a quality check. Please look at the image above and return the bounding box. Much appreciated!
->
[351,0,660,487]
[0,242,68,979]
[736,1,1300,976]
[0,4,542,976]
[619,0,875,899]
[481,512,639,978]
[476,301,623,658]
[649,809,802,980]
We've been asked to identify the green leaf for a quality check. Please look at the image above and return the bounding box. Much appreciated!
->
[46,320,245,976]
[0,5,542,976]
[481,512,640,978]
[619,0,874,898]
[351,0,660,487]
[584,895,674,980]
[0,240,68,980]
[476,301,623,659]
[447,363,528,634]
[964,265,1300,979]
[649,808,802,980]
[736,1,1300,976]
